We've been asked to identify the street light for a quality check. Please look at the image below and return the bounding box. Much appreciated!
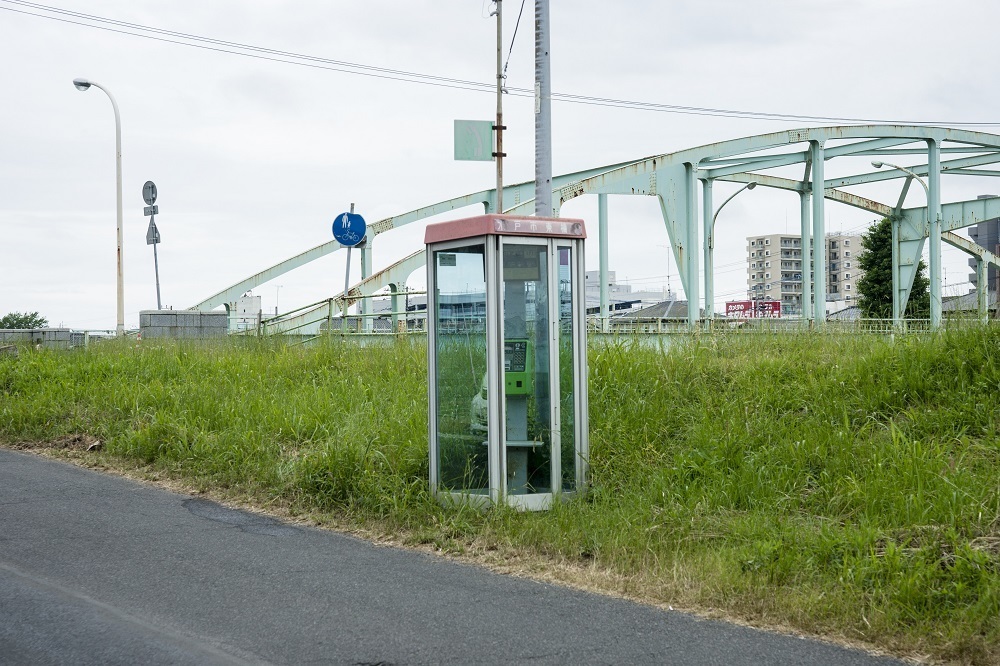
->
[871,161,929,197]
[706,181,757,319]
[711,181,757,247]
[74,78,125,337]
[872,160,937,326]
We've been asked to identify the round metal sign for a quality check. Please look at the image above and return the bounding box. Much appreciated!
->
[332,211,366,247]
[142,181,158,206]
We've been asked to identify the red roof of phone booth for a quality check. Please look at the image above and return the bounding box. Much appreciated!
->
[424,214,586,244]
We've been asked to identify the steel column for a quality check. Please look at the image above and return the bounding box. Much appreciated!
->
[685,163,700,328]
[360,239,373,332]
[928,139,942,328]
[799,190,812,321]
[892,216,902,326]
[598,193,609,332]
[811,141,826,323]
[389,283,401,333]
[702,179,714,320]
[976,258,988,323]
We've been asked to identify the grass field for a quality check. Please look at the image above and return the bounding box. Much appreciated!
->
[2,330,999,663]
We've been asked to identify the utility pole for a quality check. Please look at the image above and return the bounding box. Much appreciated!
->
[534,0,551,218]
[493,1,505,214]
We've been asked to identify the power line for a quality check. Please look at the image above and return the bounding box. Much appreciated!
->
[0,1,496,93]
[502,0,527,80]
[5,0,1000,127]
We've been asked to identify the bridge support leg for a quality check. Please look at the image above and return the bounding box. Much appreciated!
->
[685,164,700,330]
[799,190,812,323]
[811,141,826,324]
[360,240,373,333]
[976,258,989,323]
[389,283,403,333]
[598,194,609,333]
[702,179,714,327]
[928,139,942,329]
[892,216,902,328]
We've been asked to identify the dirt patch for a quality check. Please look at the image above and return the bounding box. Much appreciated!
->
[12,433,102,451]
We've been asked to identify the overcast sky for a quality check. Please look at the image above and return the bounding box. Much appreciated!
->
[3,0,1000,329]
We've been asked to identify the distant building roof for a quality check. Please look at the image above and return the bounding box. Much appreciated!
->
[943,290,998,312]
[612,298,700,321]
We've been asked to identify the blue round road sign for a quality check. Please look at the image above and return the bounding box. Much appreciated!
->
[333,212,366,247]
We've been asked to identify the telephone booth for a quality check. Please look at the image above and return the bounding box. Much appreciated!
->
[425,214,589,510]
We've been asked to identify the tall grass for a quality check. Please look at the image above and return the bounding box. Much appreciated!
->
[2,330,999,662]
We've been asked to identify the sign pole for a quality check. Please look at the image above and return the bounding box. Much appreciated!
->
[341,204,354,333]
[331,203,366,334]
[152,217,162,309]
[142,181,162,310]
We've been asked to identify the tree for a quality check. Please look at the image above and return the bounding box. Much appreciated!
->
[0,311,49,329]
[856,217,929,319]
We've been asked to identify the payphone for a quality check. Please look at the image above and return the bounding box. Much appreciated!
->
[426,214,589,510]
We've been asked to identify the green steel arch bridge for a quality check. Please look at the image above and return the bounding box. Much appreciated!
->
[191,125,1000,334]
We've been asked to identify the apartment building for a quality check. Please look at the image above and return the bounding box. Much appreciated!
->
[746,233,862,315]
[967,194,1000,293]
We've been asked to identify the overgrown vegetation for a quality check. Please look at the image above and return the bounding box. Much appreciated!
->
[2,331,999,663]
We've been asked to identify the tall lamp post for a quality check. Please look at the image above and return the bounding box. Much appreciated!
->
[871,161,937,327]
[706,181,756,319]
[73,78,124,337]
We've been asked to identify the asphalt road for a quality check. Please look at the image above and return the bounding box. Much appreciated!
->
[0,449,903,665]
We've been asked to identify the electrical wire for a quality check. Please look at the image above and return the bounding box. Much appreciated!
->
[502,0,526,80]
[5,0,1000,127]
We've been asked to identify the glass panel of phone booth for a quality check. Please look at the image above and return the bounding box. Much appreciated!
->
[433,244,489,495]
[557,245,577,493]
[501,240,551,496]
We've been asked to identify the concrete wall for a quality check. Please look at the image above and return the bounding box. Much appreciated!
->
[139,310,228,339]
[0,328,82,349]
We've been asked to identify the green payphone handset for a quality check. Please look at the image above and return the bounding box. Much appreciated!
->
[504,338,533,396]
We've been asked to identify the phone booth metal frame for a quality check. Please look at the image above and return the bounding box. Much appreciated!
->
[426,214,589,511]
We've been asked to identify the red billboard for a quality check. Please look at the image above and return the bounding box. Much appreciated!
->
[725,300,781,318]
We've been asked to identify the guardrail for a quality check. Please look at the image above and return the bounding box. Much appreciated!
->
[252,293,427,339]
[587,315,997,336]
[251,305,996,341]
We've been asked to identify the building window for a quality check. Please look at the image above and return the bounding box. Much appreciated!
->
[750,240,756,246]
[765,272,771,279]
[765,250,770,256]
[844,240,850,246]
[830,241,838,249]
[765,261,771,267]
[765,239,771,245]
[845,261,851,268]
[845,284,852,291]
[845,251,851,257]
[765,284,771,290]
[751,274,757,280]
[845,273,852,279]
[846,295,852,300]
